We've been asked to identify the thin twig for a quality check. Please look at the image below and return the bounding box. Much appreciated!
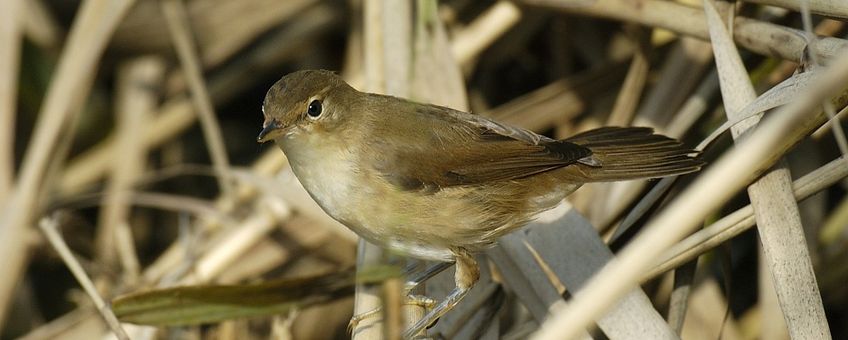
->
[161,0,234,196]
[38,217,130,340]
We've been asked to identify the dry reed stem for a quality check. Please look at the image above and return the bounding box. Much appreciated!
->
[666,70,719,137]
[0,0,22,203]
[411,0,468,111]
[194,0,317,68]
[485,246,553,321]
[0,0,135,329]
[489,62,628,132]
[820,195,848,246]
[191,201,289,282]
[22,0,61,50]
[647,154,848,281]
[96,57,165,280]
[114,0,317,68]
[531,46,848,340]
[704,1,829,337]
[128,192,235,224]
[38,217,130,340]
[161,0,234,197]
[381,278,403,340]
[451,1,522,70]
[521,0,848,63]
[759,245,790,340]
[680,279,742,340]
[744,0,848,19]
[634,38,713,130]
[502,206,680,339]
[606,26,650,126]
[59,99,193,196]
[17,308,98,340]
[666,260,696,334]
[438,280,501,339]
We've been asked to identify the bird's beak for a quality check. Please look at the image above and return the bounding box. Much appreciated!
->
[257,121,283,143]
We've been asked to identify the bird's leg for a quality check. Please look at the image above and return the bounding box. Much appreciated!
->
[348,261,453,333]
[403,250,479,339]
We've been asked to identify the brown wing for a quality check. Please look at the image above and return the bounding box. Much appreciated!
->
[368,98,591,191]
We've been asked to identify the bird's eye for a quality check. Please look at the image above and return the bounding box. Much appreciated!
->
[307,100,322,118]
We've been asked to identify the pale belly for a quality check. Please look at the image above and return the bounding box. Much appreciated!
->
[282,140,462,261]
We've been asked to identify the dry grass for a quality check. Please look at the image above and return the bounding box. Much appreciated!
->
[3,0,848,339]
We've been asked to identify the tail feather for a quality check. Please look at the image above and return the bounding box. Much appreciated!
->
[564,127,702,181]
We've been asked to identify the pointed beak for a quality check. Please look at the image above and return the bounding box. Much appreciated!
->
[257,121,282,143]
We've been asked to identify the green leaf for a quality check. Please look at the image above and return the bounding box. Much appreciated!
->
[112,266,399,326]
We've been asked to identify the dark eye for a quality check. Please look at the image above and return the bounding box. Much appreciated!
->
[307,100,322,117]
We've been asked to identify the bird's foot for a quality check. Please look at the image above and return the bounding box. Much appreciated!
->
[347,295,438,334]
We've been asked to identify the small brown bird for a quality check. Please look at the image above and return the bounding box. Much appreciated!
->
[258,70,701,337]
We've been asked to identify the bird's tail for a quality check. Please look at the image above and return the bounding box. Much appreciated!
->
[563,127,703,181]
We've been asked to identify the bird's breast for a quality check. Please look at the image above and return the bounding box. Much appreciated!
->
[280,139,356,216]
[279,136,392,243]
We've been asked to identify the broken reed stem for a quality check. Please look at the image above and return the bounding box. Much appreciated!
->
[161,0,234,196]
[39,217,131,340]
[0,0,135,329]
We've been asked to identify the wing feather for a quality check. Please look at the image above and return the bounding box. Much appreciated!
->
[368,98,590,191]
